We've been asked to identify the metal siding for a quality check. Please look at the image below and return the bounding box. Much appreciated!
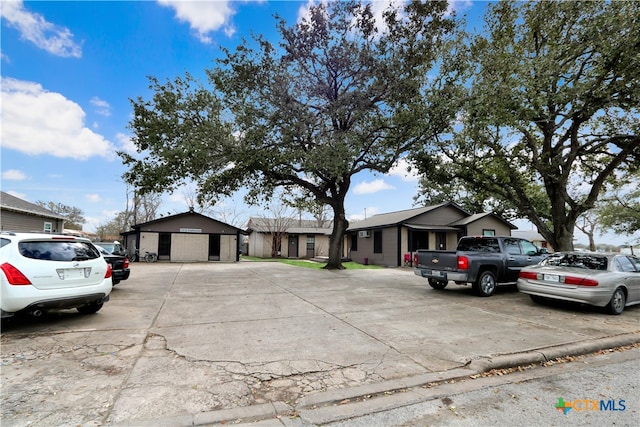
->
[370,228,398,267]
[171,234,208,262]
[415,205,466,225]
[466,218,512,237]
[315,235,330,257]
[139,232,159,257]
[0,210,64,233]
[220,235,237,261]
[248,232,273,258]
[138,214,238,234]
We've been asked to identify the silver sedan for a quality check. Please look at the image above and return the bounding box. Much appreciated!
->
[517,252,640,314]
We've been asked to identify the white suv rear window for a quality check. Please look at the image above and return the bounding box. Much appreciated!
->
[19,241,100,262]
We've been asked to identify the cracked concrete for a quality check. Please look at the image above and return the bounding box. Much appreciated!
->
[1,262,639,426]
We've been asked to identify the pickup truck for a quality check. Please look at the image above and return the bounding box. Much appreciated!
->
[413,236,547,297]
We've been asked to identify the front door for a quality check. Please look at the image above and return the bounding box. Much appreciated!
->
[306,236,315,258]
[289,235,299,258]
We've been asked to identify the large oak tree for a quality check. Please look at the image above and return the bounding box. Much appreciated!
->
[412,0,640,251]
[121,1,455,268]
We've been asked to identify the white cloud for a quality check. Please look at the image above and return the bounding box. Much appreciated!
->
[0,77,115,160]
[297,0,401,33]
[90,96,111,117]
[353,179,395,195]
[349,206,380,222]
[447,0,474,16]
[5,190,29,200]
[85,194,101,203]
[116,132,138,155]
[2,169,26,180]
[0,0,82,57]
[388,157,419,182]
[158,0,238,43]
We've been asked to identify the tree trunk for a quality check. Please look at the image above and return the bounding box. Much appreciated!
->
[325,204,348,270]
[551,220,575,252]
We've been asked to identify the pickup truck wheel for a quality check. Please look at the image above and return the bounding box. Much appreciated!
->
[428,279,448,290]
[476,271,497,297]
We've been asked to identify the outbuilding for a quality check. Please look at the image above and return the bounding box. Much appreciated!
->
[121,210,244,262]
[0,191,66,233]
[246,217,332,259]
[347,202,516,267]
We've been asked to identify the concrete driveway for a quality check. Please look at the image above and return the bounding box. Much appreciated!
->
[1,261,639,426]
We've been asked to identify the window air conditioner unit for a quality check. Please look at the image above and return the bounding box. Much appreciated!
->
[358,230,371,238]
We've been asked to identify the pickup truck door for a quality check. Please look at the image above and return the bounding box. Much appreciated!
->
[503,238,545,282]
[503,238,524,282]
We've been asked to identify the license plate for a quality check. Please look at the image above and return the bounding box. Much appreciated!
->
[426,270,445,278]
[57,268,88,280]
[543,274,560,283]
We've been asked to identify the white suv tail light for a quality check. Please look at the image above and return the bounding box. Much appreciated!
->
[1,263,32,285]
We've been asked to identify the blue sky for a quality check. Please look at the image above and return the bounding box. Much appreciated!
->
[0,1,629,246]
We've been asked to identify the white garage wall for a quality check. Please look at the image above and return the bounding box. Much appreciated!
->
[171,234,208,262]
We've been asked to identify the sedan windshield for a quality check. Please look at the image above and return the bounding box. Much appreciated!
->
[541,253,607,270]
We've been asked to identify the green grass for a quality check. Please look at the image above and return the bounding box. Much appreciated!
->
[240,256,383,270]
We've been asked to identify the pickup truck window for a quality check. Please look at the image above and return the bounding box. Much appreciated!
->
[520,240,539,256]
[504,238,522,255]
[457,238,500,252]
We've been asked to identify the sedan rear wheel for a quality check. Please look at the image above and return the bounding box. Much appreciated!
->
[607,288,626,315]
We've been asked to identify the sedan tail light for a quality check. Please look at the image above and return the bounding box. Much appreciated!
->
[519,271,539,280]
[123,258,130,268]
[563,276,599,287]
[1,263,32,285]
[105,264,112,279]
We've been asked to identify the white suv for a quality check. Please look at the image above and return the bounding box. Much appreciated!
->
[0,232,113,318]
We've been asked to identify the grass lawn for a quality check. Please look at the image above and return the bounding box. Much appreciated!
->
[240,256,383,270]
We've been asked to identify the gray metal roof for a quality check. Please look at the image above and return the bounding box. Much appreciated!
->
[347,202,454,231]
[247,217,333,235]
[0,191,66,220]
[449,212,516,229]
[403,223,461,231]
[347,202,515,232]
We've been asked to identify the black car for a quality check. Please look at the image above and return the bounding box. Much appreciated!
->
[97,246,130,285]
[94,241,125,255]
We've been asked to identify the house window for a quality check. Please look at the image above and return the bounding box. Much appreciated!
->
[373,230,382,253]
[306,236,315,251]
[483,229,495,236]
[158,233,171,256]
[351,233,358,251]
[436,232,447,250]
[43,222,52,233]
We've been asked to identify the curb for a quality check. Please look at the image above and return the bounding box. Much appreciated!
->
[115,332,640,426]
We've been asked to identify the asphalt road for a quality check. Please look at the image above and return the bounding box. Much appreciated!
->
[1,261,639,426]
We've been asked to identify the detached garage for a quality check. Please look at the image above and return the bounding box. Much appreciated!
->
[122,210,244,262]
